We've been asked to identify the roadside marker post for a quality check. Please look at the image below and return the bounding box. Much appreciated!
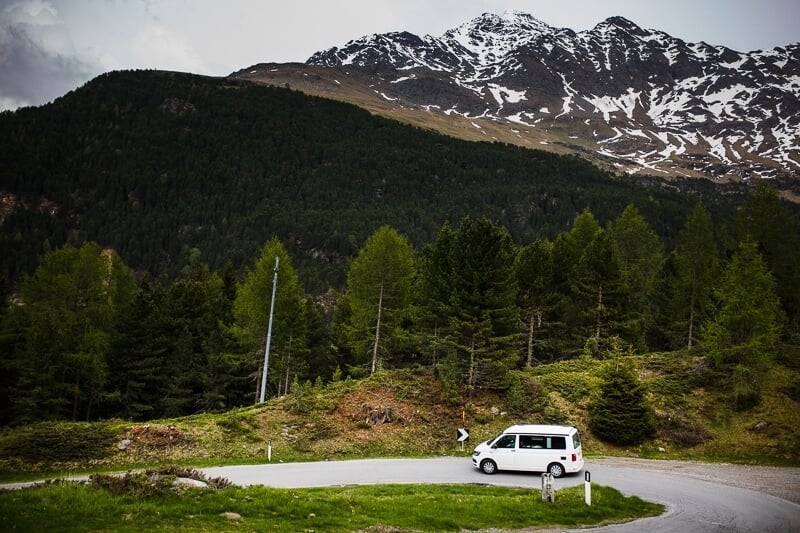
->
[268,439,272,462]
[585,471,591,505]
[541,473,555,502]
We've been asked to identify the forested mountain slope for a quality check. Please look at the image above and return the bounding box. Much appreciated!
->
[0,70,740,289]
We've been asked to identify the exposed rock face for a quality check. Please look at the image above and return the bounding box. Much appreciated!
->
[302,11,799,182]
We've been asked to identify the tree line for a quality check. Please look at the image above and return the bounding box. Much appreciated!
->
[1,184,795,426]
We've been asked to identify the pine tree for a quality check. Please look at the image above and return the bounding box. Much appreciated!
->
[702,240,783,372]
[667,203,720,349]
[607,205,664,351]
[343,225,416,375]
[516,239,557,366]
[553,209,624,355]
[424,217,520,397]
[736,184,800,332]
[589,355,655,445]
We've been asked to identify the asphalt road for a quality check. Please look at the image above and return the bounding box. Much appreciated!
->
[201,457,800,532]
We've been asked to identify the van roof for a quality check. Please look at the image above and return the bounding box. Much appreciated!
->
[503,424,577,436]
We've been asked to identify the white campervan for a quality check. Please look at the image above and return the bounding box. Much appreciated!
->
[472,424,584,477]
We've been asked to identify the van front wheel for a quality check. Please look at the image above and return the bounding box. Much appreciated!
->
[547,462,565,478]
[480,459,498,475]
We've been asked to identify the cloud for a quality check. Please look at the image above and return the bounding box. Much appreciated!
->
[0,1,96,110]
[131,24,210,74]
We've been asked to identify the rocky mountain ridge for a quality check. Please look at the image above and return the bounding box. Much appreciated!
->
[235,11,799,186]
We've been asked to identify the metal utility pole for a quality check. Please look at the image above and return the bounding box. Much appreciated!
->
[259,256,279,403]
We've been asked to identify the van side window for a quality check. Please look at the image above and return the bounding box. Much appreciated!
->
[548,436,567,450]
[494,435,516,449]
[519,435,536,448]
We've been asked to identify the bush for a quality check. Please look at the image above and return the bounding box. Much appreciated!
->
[589,361,655,445]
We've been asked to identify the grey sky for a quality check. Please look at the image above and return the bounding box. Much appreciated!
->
[1,0,798,111]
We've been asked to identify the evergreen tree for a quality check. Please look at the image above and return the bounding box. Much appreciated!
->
[516,239,558,365]
[702,240,783,376]
[10,243,136,422]
[418,222,456,369]
[423,217,520,397]
[343,225,417,374]
[589,355,655,445]
[736,184,800,332]
[552,209,620,355]
[607,205,664,351]
[110,278,170,420]
[665,203,720,349]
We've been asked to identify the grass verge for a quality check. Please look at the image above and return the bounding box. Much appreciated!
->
[0,481,662,532]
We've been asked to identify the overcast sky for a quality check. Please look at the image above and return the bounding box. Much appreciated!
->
[1,0,798,111]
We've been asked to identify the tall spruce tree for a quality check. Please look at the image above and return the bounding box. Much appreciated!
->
[424,217,520,397]
[110,278,170,420]
[343,225,416,374]
[516,239,557,366]
[736,184,800,332]
[702,240,783,374]
[667,203,720,349]
[553,209,624,355]
[607,205,664,351]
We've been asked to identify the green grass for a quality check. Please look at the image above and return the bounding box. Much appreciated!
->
[0,482,663,532]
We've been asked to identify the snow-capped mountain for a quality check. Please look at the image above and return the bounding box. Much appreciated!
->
[301,11,799,182]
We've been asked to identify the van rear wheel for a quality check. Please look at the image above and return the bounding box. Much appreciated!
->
[547,462,565,478]
[480,459,498,474]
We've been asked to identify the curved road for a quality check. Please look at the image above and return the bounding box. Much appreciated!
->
[201,457,800,532]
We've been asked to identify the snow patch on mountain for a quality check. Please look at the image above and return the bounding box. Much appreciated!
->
[307,12,800,181]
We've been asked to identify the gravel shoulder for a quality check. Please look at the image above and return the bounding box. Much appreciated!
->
[590,457,800,504]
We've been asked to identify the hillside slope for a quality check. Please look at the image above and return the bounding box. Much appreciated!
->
[0,70,737,286]
[2,353,797,478]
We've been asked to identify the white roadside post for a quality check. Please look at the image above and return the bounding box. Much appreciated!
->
[541,472,555,502]
[268,439,272,462]
[585,471,591,505]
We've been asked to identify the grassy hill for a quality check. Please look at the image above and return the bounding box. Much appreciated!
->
[2,350,798,481]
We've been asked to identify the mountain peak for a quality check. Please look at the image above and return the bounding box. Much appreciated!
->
[592,16,647,37]
[460,10,553,35]
[303,11,799,182]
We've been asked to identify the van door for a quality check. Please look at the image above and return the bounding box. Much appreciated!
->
[515,434,548,471]
[488,434,517,470]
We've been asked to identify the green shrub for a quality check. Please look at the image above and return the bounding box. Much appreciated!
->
[589,361,655,445]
